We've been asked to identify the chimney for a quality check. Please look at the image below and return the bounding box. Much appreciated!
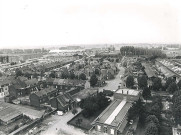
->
[122,90,123,94]
[127,90,129,95]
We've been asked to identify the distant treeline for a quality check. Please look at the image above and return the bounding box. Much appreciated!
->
[120,46,166,58]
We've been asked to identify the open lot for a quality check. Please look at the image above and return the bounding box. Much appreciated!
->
[68,108,105,131]
[40,107,86,135]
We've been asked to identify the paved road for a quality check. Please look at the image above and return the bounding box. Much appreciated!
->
[99,64,125,92]
[40,108,86,135]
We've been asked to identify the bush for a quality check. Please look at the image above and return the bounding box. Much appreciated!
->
[72,109,78,115]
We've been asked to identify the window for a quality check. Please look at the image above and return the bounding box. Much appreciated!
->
[104,127,107,133]
[110,129,114,135]
[97,125,101,131]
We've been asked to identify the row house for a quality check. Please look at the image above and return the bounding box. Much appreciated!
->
[8,79,27,98]
[29,87,58,108]
[0,78,11,98]
[50,92,76,112]
[97,76,106,87]
[53,79,90,92]
[8,77,39,98]
[101,69,115,80]
[25,78,39,93]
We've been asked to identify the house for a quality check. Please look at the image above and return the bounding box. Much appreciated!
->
[0,102,23,125]
[55,71,62,78]
[0,78,11,98]
[8,78,27,98]
[101,69,115,80]
[113,89,141,102]
[29,87,58,107]
[97,76,106,87]
[50,93,75,112]
[53,79,90,92]
[25,78,39,94]
[92,99,132,135]
[46,77,55,86]
[107,69,115,79]
[72,88,98,103]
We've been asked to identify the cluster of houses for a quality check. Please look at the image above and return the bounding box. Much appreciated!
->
[0,74,91,111]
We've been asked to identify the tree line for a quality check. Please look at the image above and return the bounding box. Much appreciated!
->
[120,46,166,58]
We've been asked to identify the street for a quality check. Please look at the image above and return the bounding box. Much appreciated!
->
[99,64,125,92]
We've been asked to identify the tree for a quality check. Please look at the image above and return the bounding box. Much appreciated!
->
[95,68,100,75]
[127,98,144,122]
[138,75,148,89]
[172,90,181,125]
[80,92,110,118]
[61,69,69,79]
[72,108,78,115]
[116,58,119,63]
[90,74,98,87]
[15,68,23,77]
[150,103,161,121]
[167,82,178,94]
[69,72,75,79]
[174,105,181,125]
[152,94,163,110]
[122,61,127,67]
[152,78,162,91]
[142,87,151,101]
[145,122,158,135]
[165,77,175,89]
[24,72,31,79]
[177,80,181,89]
[126,75,134,88]
[49,72,56,78]
[0,72,2,77]
[79,73,86,80]
[172,90,181,103]
[146,115,160,129]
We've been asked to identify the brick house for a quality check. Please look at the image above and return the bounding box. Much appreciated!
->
[29,87,58,107]
[0,78,11,98]
[53,79,90,92]
[25,78,39,94]
[8,78,27,98]
[50,93,76,112]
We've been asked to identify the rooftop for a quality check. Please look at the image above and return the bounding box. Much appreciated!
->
[142,63,156,78]
[0,102,22,123]
[94,99,132,127]
[116,89,140,96]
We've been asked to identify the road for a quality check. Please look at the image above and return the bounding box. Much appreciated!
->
[99,64,125,92]
[40,108,86,135]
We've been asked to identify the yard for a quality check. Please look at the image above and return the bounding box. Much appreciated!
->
[68,108,105,131]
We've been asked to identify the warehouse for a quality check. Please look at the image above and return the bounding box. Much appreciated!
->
[92,99,132,135]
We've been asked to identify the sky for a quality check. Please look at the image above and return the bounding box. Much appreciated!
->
[0,0,181,49]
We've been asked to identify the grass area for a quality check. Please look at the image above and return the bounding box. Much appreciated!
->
[68,108,104,131]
